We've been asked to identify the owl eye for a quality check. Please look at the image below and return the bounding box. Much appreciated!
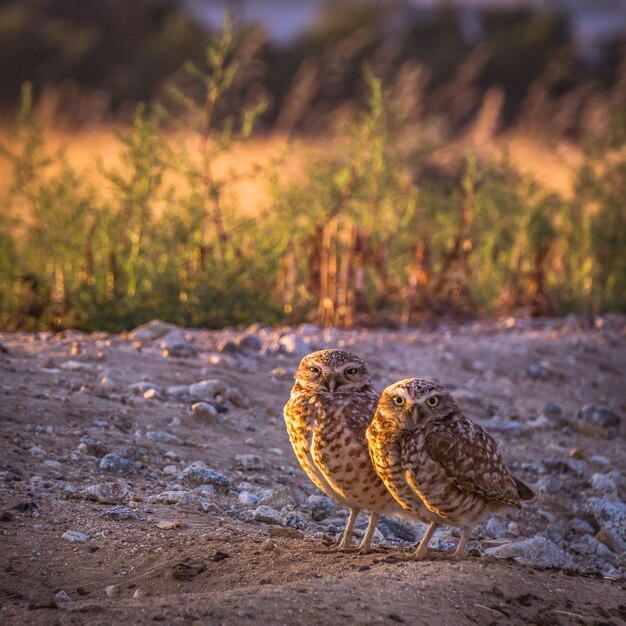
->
[345,367,358,376]
[308,366,321,375]
[426,396,439,408]
[392,396,405,406]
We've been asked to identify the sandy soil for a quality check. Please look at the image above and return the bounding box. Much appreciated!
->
[0,317,625,625]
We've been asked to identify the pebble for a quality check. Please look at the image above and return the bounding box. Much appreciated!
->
[105,585,120,598]
[253,505,284,526]
[308,495,335,521]
[238,491,261,506]
[259,487,296,510]
[146,431,182,445]
[590,473,618,497]
[569,518,595,536]
[99,454,136,475]
[160,331,198,358]
[62,530,88,543]
[152,490,210,512]
[236,454,263,471]
[277,333,309,356]
[180,461,231,491]
[143,388,162,400]
[29,445,46,458]
[285,513,307,531]
[543,402,563,418]
[130,381,161,396]
[477,417,527,434]
[192,402,218,424]
[55,590,71,602]
[218,340,240,354]
[83,482,131,504]
[583,498,626,553]
[486,535,574,568]
[128,320,177,342]
[267,526,304,539]
[189,379,229,401]
[484,517,508,540]
[100,505,137,520]
[378,517,421,543]
[574,403,621,439]
[527,363,550,379]
[236,334,263,352]
[162,465,178,477]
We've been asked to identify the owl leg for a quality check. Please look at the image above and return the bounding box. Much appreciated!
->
[316,507,360,553]
[356,512,379,555]
[337,506,360,550]
[451,527,471,559]
[412,522,439,559]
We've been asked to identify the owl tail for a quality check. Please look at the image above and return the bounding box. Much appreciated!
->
[513,476,535,501]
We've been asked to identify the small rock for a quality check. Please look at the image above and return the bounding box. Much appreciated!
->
[590,454,610,466]
[486,535,574,568]
[259,487,296,510]
[378,517,420,543]
[189,379,229,401]
[543,402,563,418]
[167,385,191,400]
[308,495,335,521]
[535,477,562,495]
[160,331,198,358]
[484,517,508,540]
[180,461,231,491]
[146,431,182,445]
[143,388,162,400]
[238,491,260,506]
[285,513,307,531]
[270,368,292,380]
[218,340,240,354]
[192,402,218,424]
[236,454,263,471]
[62,530,88,543]
[129,320,178,342]
[162,465,178,477]
[55,590,70,603]
[152,490,210,512]
[132,589,145,599]
[583,498,626,553]
[130,381,161,396]
[574,403,621,439]
[83,482,131,504]
[478,417,527,434]
[278,333,309,356]
[99,454,136,475]
[237,335,263,352]
[253,505,284,526]
[29,445,46,458]
[569,518,595,536]
[590,473,618,497]
[100,505,137,520]
[527,364,550,379]
[155,520,181,530]
[105,585,120,598]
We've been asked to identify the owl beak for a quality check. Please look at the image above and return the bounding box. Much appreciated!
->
[410,405,420,425]
[327,376,337,393]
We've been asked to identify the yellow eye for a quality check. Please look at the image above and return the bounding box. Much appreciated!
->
[392,396,405,406]
[345,368,358,375]
[308,366,321,374]
[426,396,439,408]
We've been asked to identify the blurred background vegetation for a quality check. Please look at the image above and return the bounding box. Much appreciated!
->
[0,0,624,331]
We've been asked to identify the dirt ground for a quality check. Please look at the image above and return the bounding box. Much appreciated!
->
[0,317,625,625]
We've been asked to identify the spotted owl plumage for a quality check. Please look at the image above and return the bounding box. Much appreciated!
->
[284,349,408,553]
[366,378,534,558]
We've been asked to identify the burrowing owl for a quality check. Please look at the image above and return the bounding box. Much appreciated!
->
[284,349,408,553]
[366,378,534,559]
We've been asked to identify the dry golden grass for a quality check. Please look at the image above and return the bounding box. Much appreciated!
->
[0,123,582,217]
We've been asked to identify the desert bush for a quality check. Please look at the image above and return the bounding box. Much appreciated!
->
[0,19,624,332]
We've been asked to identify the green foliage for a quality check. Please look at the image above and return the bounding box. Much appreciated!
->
[0,25,624,331]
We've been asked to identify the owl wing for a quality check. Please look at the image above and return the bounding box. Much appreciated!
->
[423,425,520,505]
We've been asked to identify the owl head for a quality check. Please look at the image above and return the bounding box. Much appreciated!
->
[377,378,457,429]
[294,349,371,393]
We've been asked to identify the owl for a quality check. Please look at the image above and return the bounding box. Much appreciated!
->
[366,378,534,559]
[284,349,411,553]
